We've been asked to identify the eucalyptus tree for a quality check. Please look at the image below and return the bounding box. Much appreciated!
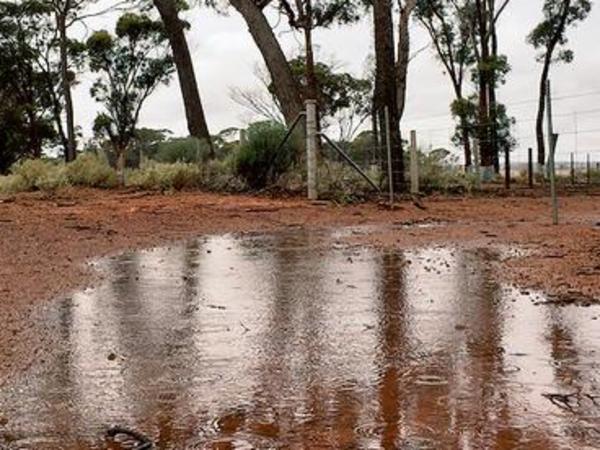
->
[467,0,513,174]
[370,0,417,191]
[41,0,129,162]
[415,0,475,167]
[528,0,592,172]
[227,0,304,125]
[87,12,175,183]
[276,1,362,111]
[0,1,59,164]
[152,0,214,156]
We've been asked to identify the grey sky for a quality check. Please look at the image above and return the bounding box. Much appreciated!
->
[75,1,600,162]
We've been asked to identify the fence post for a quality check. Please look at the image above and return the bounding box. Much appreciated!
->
[587,153,591,185]
[384,107,394,205]
[305,100,318,200]
[473,138,481,190]
[528,147,534,188]
[570,152,575,185]
[410,130,419,195]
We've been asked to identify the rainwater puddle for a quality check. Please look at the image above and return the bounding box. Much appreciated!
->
[1,228,599,449]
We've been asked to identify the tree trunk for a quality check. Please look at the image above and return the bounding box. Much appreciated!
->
[535,0,572,171]
[153,0,214,157]
[57,9,76,162]
[535,57,550,169]
[229,0,303,126]
[475,0,493,171]
[116,147,126,186]
[489,14,499,173]
[396,0,416,119]
[460,114,472,168]
[373,0,404,192]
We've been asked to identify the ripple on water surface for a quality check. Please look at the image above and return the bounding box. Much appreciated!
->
[1,228,599,449]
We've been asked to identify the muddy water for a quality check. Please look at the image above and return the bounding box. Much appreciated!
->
[1,228,600,449]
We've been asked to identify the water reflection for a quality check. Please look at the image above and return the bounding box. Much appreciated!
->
[0,229,599,449]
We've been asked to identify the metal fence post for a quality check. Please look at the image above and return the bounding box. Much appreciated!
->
[305,100,318,200]
[410,130,419,195]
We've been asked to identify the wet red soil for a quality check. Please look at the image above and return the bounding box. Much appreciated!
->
[1,188,600,449]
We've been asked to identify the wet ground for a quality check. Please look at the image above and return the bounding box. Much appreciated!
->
[1,227,600,449]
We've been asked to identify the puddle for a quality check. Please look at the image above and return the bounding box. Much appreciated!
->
[1,228,600,449]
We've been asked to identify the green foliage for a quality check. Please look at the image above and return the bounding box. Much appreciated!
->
[0,174,28,193]
[528,0,592,63]
[450,95,516,156]
[0,156,239,193]
[6,159,67,192]
[348,130,377,164]
[317,160,380,203]
[126,162,203,191]
[0,155,117,193]
[415,148,479,193]
[64,153,117,187]
[415,0,475,71]
[277,0,363,29]
[0,1,59,170]
[87,13,175,158]
[152,138,214,164]
[475,54,511,87]
[287,57,372,124]
[235,121,295,189]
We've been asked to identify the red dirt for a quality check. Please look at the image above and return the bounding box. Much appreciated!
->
[1,188,599,381]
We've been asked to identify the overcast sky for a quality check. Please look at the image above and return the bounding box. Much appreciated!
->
[75,1,600,162]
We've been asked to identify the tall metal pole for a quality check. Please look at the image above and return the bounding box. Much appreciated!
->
[570,152,575,185]
[547,79,559,225]
[305,100,318,200]
[410,130,419,195]
[384,107,394,205]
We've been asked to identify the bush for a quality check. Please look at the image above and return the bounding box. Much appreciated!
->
[126,162,203,191]
[235,121,295,189]
[317,160,380,203]
[152,137,213,164]
[8,159,67,191]
[414,148,479,193]
[64,153,117,188]
[0,174,27,193]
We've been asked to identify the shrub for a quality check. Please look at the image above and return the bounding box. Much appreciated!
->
[0,174,27,193]
[9,159,67,191]
[126,162,203,191]
[152,137,213,164]
[317,160,379,203]
[235,121,295,189]
[64,153,118,188]
[414,148,479,193]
